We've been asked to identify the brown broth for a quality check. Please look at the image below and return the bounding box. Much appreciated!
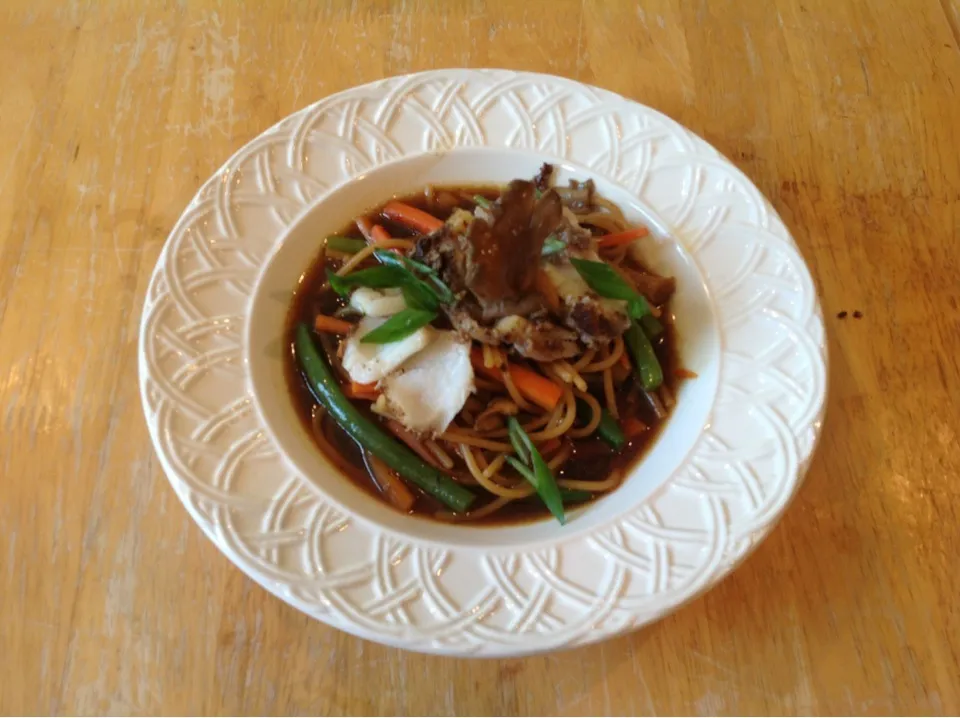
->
[283,186,684,525]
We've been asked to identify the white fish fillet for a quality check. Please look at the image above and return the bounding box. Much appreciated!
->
[349,287,407,317]
[341,316,432,384]
[381,332,474,435]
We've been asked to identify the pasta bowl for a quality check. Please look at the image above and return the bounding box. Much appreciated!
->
[139,69,827,656]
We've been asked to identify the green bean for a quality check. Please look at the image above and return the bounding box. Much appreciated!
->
[325,236,367,254]
[596,409,626,449]
[294,324,475,512]
[639,314,663,339]
[624,321,663,390]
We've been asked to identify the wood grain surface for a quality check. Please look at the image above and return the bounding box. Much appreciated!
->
[2,0,959,714]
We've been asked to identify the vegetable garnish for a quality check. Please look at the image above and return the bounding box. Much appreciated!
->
[294,323,475,512]
[370,225,393,244]
[382,200,444,234]
[326,266,410,296]
[473,194,492,209]
[639,314,664,339]
[569,258,653,319]
[359,309,438,345]
[541,235,566,256]
[506,417,566,524]
[596,226,650,249]
[470,349,563,411]
[596,409,626,449]
[624,321,664,390]
[373,249,456,306]
[313,314,354,335]
[325,236,367,254]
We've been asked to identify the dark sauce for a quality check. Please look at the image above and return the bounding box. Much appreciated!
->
[284,186,683,525]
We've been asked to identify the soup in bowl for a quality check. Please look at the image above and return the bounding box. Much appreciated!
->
[246,148,719,548]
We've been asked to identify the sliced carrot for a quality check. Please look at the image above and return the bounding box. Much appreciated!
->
[622,417,648,439]
[674,367,699,379]
[382,200,444,234]
[366,454,415,512]
[534,267,561,313]
[597,226,650,249]
[314,314,354,335]
[370,224,392,243]
[470,348,563,411]
[619,351,631,370]
[355,216,376,243]
[344,381,380,401]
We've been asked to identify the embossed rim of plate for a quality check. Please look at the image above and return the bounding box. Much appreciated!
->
[139,69,828,657]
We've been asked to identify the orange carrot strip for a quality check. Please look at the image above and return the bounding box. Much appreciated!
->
[383,419,443,469]
[674,368,699,379]
[366,454,415,512]
[344,381,380,401]
[370,225,392,243]
[355,216,376,243]
[534,268,561,313]
[382,200,443,234]
[470,348,563,411]
[314,314,354,335]
[597,226,650,249]
[623,417,648,439]
[619,351,631,370]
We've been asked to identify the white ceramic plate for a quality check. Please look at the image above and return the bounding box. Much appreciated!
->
[139,69,827,657]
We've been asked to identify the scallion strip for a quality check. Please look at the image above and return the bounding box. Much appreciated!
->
[326,236,367,254]
[569,258,652,318]
[507,417,565,525]
[359,309,437,344]
[326,266,410,297]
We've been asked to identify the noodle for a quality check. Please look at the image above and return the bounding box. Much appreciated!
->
[603,367,619,419]
[460,444,535,499]
[425,439,455,469]
[568,390,602,438]
[470,410,552,439]
[552,360,588,392]
[527,387,577,441]
[547,443,572,471]
[572,347,598,371]
[582,336,625,372]
[439,430,513,452]
[559,470,623,492]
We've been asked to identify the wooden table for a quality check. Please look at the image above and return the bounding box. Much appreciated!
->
[2,0,958,714]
